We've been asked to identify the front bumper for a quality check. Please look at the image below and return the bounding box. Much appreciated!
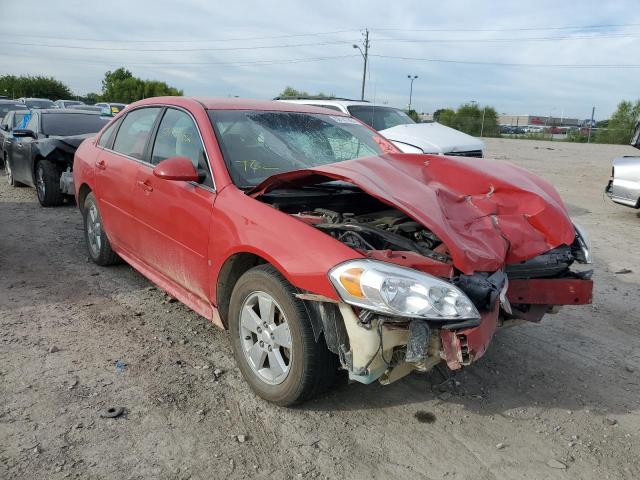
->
[440,277,593,370]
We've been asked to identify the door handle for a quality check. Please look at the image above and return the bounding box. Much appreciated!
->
[96,159,106,170]
[136,180,153,193]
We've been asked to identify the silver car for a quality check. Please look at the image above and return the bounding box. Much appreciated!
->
[606,122,640,208]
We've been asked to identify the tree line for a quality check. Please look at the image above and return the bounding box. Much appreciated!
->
[0,68,182,104]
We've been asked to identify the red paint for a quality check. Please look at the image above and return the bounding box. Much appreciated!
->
[440,306,500,370]
[249,153,576,274]
[153,156,199,182]
[365,250,454,278]
[507,278,593,305]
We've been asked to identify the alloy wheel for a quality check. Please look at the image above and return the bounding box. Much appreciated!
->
[86,203,102,257]
[36,165,45,201]
[239,291,292,385]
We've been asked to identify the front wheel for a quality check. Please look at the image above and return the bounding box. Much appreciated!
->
[35,160,64,207]
[229,265,338,406]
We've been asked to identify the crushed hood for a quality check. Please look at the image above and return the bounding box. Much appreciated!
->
[380,122,485,154]
[250,153,576,274]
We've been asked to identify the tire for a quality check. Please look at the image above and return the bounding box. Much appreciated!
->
[229,264,338,406]
[35,160,64,207]
[5,156,19,187]
[83,192,120,266]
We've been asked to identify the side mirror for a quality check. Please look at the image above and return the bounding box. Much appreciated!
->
[153,156,200,182]
[13,129,35,138]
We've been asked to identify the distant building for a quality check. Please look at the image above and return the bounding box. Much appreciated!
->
[418,113,434,122]
[498,114,581,127]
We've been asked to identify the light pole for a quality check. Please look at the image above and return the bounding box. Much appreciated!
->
[407,75,418,111]
[353,29,369,101]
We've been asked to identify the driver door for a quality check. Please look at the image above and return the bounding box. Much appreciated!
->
[132,107,215,302]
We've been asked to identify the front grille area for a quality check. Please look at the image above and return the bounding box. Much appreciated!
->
[445,150,483,158]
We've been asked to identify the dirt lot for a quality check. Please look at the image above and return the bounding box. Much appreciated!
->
[1,138,639,480]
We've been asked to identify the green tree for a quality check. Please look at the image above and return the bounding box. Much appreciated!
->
[435,108,457,126]
[405,109,420,122]
[435,104,499,137]
[277,86,332,98]
[100,68,182,103]
[596,100,640,144]
[0,74,73,100]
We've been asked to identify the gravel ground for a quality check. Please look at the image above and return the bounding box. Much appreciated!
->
[1,138,639,480]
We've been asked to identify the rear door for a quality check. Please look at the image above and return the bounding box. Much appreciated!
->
[94,107,162,254]
[132,107,215,301]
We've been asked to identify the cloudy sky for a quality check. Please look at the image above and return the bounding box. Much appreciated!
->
[1,0,639,119]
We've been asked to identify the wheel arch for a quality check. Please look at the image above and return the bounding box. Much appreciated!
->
[216,252,269,328]
[77,183,92,213]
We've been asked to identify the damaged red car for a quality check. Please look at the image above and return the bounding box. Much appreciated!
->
[73,97,593,405]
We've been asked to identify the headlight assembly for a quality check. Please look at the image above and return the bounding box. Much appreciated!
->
[329,259,479,321]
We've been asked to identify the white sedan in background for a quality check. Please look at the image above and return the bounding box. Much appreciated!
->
[277,97,485,157]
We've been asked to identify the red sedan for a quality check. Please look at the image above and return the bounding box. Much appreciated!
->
[73,97,593,405]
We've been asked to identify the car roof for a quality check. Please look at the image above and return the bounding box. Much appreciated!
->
[276,98,399,109]
[0,99,27,105]
[35,109,102,115]
[21,98,53,101]
[130,97,350,115]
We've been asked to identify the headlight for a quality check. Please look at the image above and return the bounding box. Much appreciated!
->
[329,259,480,320]
[573,222,592,264]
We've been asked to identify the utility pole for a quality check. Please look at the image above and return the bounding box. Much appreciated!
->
[480,107,486,137]
[407,75,418,111]
[587,106,595,143]
[353,29,370,101]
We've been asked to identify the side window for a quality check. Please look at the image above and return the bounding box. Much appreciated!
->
[151,108,212,187]
[98,118,121,148]
[26,113,38,133]
[112,107,161,160]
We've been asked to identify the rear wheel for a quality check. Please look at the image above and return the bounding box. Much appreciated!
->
[5,156,19,187]
[35,160,64,207]
[229,264,338,406]
[83,192,120,266]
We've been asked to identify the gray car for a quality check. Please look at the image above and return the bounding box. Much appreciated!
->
[606,122,640,208]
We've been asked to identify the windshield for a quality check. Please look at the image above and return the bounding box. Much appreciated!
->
[347,105,415,131]
[25,99,54,109]
[0,103,27,120]
[63,100,84,107]
[41,113,109,136]
[209,110,396,187]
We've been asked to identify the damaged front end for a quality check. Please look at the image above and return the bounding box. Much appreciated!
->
[252,153,594,385]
